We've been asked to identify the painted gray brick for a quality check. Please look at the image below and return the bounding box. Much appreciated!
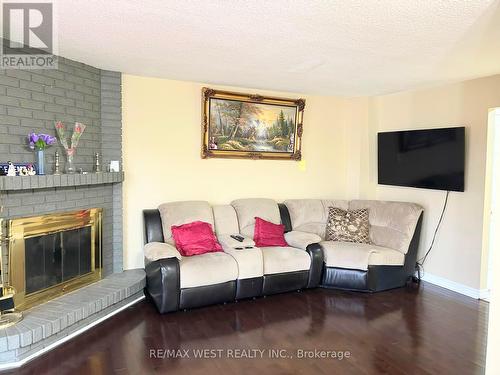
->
[74,84,93,95]
[66,90,84,101]
[31,92,54,103]
[84,95,99,104]
[31,73,55,86]
[1,60,122,288]
[33,110,56,120]
[0,75,20,87]
[6,107,32,118]
[6,87,31,99]
[44,103,66,113]
[20,80,43,92]
[44,86,65,97]
[20,117,44,127]
[6,70,32,81]
[75,100,93,110]
[19,99,44,110]
[0,96,20,106]
[43,69,65,80]
[101,90,120,99]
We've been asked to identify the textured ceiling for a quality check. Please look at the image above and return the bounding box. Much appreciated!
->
[55,0,500,96]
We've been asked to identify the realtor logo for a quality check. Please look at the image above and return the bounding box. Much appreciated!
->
[1,1,57,69]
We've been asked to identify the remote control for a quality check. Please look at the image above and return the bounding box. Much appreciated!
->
[230,235,245,242]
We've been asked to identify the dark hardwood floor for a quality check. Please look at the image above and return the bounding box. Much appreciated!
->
[7,282,488,375]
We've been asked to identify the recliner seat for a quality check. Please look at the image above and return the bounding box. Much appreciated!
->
[282,199,423,292]
[144,197,423,313]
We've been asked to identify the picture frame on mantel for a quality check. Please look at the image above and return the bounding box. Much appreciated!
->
[201,87,305,160]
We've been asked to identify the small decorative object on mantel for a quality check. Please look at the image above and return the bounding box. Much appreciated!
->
[7,162,16,176]
[53,150,61,175]
[27,164,36,176]
[94,152,102,173]
[201,87,305,160]
[27,133,56,175]
[0,162,36,176]
[109,160,120,172]
[54,121,87,174]
[19,166,29,176]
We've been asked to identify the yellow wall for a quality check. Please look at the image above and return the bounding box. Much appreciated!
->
[122,75,353,269]
[486,110,500,374]
[122,73,500,289]
[359,75,500,289]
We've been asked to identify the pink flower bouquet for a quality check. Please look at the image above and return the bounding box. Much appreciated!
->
[54,121,87,173]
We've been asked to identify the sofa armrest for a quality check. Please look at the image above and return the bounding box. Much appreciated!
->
[144,242,182,265]
[306,243,324,288]
[218,234,255,249]
[285,231,322,250]
[145,257,180,313]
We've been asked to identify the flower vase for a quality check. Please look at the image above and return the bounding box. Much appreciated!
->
[65,148,76,174]
[36,149,45,175]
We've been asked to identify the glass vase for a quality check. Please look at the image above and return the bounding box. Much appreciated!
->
[36,149,45,175]
[65,148,76,174]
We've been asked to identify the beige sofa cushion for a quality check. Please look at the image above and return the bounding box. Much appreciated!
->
[284,199,349,239]
[284,231,321,250]
[224,247,263,279]
[144,242,182,265]
[231,198,280,238]
[218,234,255,248]
[320,241,405,271]
[213,205,239,236]
[349,200,423,254]
[158,201,214,246]
[179,252,238,288]
[261,247,311,275]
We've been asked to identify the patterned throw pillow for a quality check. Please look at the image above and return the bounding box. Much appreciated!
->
[326,207,371,243]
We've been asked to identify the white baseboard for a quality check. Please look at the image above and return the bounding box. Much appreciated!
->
[421,272,488,300]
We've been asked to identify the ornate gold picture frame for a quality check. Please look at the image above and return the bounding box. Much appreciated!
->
[202,88,305,160]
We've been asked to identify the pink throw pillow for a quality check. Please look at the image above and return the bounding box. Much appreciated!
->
[171,221,222,256]
[254,217,288,247]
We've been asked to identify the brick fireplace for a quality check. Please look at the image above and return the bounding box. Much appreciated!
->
[0,57,144,368]
[0,57,123,275]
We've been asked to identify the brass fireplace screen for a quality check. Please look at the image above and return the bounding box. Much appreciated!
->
[1,208,102,311]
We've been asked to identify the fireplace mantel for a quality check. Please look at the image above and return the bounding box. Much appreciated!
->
[0,172,124,191]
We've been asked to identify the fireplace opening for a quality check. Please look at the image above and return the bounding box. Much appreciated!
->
[1,208,102,311]
[25,226,93,294]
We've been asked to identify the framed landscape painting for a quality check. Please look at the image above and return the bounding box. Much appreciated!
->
[201,88,305,160]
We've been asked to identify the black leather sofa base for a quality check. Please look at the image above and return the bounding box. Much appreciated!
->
[180,281,236,309]
[262,271,309,295]
[236,277,263,299]
[321,265,411,292]
[320,214,423,292]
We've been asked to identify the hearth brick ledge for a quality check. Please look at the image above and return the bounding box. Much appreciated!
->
[0,171,124,191]
[0,269,145,367]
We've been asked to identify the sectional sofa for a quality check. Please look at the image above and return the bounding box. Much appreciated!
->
[143,198,423,313]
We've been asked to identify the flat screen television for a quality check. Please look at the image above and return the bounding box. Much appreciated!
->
[378,127,465,192]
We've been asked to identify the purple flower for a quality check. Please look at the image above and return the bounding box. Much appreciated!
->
[28,132,39,143]
[27,132,57,150]
[39,134,56,145]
